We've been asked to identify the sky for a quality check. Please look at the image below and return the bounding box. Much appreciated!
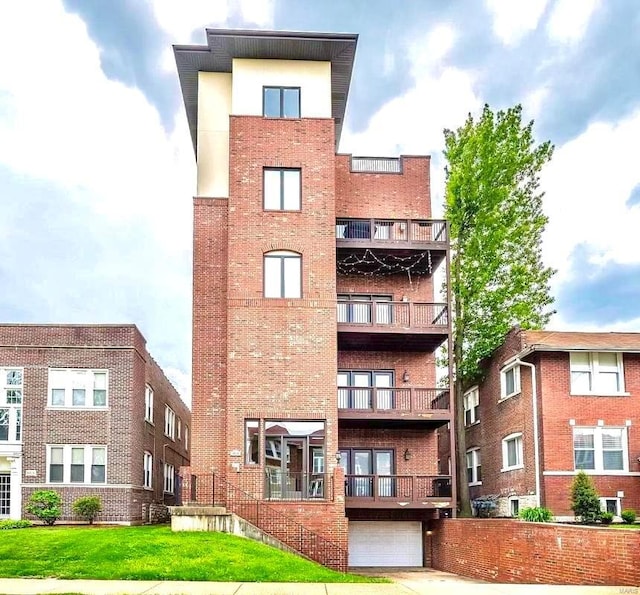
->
[1,0,639,407]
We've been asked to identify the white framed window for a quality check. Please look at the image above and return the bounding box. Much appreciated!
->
[0,367,23,443]
[464,386,479,425]
[570,352,625,395]
[264,251,301,298]
[47,445,106,484]
[163,463,175,494]
[48,369,108,408]
[510,497,520,517]
[177,418,182,440]
[312,448,325,474]
[600,497,621,516]
[164,406,176,440]
[264,168,301,211]
[573,427,628,472]
[500,364,521,399]
[144,385,154,423]
[466,448,482,485]
[143,452,153,489]
[501,433,523,471]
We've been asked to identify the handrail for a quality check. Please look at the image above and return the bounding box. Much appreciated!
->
[181,472,347,570]
[337,386,450,412]
[344,474,452,500]
[336,218,448,243]
[337,301,448,327]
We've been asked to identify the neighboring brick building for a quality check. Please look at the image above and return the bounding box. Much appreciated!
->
[454,327,640,519]
[174,29,454,568]
[0,324,190,523]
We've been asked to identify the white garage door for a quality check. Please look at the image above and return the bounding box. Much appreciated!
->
[348,521,423,567]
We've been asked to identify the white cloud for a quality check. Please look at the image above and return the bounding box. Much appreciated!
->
[547,0,601,44]
[485,0,550,45]
[541,110,640,284]
[522,86,550,121]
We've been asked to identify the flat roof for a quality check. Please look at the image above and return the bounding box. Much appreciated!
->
[174,29,359,153]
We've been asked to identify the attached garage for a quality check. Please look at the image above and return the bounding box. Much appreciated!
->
[348,521,423,567]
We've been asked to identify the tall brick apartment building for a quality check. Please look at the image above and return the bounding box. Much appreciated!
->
[455,327,640,519]
[0,324,190,523]
[174,29,454,567]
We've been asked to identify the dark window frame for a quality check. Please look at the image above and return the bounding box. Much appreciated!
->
[263,251,302,299]
[263,86,301,118]
[263,167,302,211]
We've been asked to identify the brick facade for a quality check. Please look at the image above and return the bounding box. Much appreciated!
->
[0,324,190,524]
[443,327,640,518]
[430,518,640,586]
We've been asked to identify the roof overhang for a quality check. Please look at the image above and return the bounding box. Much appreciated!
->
[174,29,358,155]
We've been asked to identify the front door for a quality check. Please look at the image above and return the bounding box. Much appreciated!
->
[0,473,10,517]
[375,450,394,497]
[374,372,394,409]
[353,450,373,497]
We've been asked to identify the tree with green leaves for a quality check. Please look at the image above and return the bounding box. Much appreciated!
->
[444,104,555,516]
[570,471,601,524]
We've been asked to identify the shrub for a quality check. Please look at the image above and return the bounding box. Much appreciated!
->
[621,509,636,524]
[570,471,601,524]
[72,495,102,525]
[0,519,32,530]
[519,506,553,522]
[25,490,62,526]
[600,511,614,524]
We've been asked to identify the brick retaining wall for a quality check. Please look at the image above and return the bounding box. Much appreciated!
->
[431,518,639,586]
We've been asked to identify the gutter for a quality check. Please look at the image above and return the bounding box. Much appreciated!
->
[513,358,541,508]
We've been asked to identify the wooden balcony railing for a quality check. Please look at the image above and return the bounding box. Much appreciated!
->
[336,218,447,244]
[344,474,452,508]
[337,387,450,413]
[337,301,448,329]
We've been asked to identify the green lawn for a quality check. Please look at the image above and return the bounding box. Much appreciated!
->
[607,524,640,529]
[0,525,380,583]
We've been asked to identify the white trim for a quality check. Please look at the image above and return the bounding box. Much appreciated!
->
[463,386,479,426]
[47,368,109,409]
[573,426,628,472]
[543,470,640,476]
[466,447,481,485]
[599,497,621,516]
[501,432,523,471]
[569,351,626,395]
[46,444,107,484]
[144,385,154,424]
[500,364,521,400]
[143,451,153,490]
[164,406,176,440]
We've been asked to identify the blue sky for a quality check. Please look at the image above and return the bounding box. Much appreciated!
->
[1,0,639,405]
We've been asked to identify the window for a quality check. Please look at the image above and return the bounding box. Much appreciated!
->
[143,452,153,489]
[570,352,625,394]
[263,86,300,118]
[48,369,108,408]
[185,425,189,450]
[245,420,259,464]
[600,497,621,516]
[337,294,393,324]
[144,385,154,423]
[501,433,523,471]
[464,387,479,425]
[500,364,521,399]
[163,463,175,494]
[177,418,182,440]
[264,251,301,298]
[337,370,394,409]
[47,445,106,484]
[510,498,520,517]
[466,448,482,485]
[573,427,628,472]
[264,168,301,211]
[1,368,23,443]
[164,406,176,440]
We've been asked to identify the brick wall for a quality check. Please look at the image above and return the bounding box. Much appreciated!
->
[430,518,640,586]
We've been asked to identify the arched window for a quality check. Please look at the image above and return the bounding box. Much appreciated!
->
[264,251,301,298]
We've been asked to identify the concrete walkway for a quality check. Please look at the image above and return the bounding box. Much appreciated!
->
[0,572,634,595]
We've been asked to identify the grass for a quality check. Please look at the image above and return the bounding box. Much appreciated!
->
[0,525,381,583]
[607,523,640,529]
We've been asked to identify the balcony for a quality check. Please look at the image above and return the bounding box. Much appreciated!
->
[344,474,453,509]
[337,300,448,351]
[336,218,447,275]
[338,387,450,428]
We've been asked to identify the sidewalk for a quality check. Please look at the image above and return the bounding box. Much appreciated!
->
[0,576,633,595]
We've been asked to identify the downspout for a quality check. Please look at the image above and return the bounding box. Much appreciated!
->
[514,358,541,508]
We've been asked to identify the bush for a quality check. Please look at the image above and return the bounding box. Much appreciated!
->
[600,511,614,524]
[570,471,601,524]
[72,495,102,525]
[0,519,32,530]
[519,506,553,522]
[621,509,636,524]
[25,490,62,526]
